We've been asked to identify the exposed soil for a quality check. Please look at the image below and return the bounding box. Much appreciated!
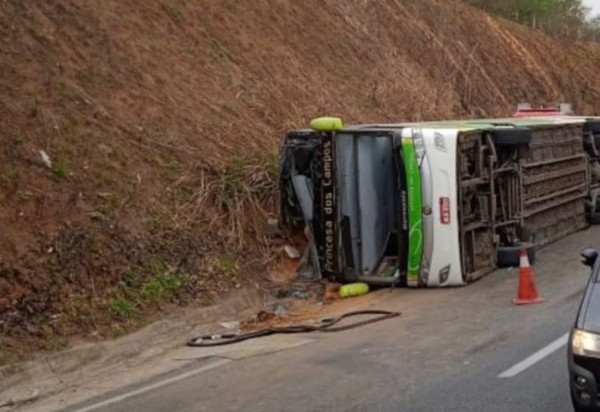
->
[3,0,600,363]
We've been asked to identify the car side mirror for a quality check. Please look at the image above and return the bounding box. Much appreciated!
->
[581,249,599,268]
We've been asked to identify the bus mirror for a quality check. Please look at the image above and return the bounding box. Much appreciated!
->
[581,249,599,268]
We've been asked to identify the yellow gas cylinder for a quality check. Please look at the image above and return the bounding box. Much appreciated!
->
[309,117,344,132]
[339,282,370,298]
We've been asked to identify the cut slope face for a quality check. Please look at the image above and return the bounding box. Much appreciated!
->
[1,0,600,359]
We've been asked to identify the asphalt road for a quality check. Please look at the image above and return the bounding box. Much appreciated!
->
[53,227,600,412]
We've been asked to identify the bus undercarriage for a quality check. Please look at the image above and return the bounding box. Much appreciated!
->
[458,123,591,282]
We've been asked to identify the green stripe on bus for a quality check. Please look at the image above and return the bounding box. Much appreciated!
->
[401,138,423,286]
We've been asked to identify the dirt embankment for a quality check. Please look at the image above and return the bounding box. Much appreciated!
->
[2,0,600,362]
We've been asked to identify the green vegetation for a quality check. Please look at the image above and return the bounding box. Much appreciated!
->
[140,273,183,302]
[52,158,70,180]
[462,0,600,41]
[18,190,34,200]
[212,256,239,280]
[4,163,17,181]
[265,152,279,181]
[97,192,121,216]
[38,335,69,351]
[108,298,136,319]
[106,265,186,320]
[219,155,246,206]
[170,5,185,22]
[166,157,184,171]
[96,170,117,186]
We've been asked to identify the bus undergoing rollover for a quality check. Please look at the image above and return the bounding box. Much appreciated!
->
[279,107,600,288]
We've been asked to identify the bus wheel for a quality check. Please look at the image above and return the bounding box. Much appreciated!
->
[586,191,600,225]
[587,201,600,225]
[589,213,600,225]
[585,120,600,134]
[491,127,532,146]
[497,242,536,268]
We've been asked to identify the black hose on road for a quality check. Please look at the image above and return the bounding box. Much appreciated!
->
[186,309,401,347]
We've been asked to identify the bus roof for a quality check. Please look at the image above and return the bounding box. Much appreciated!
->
[336,115,593,133]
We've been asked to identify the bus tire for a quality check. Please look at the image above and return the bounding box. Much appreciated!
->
[591,135,600,158]
[589,212,600,225]
[588,201,600,225]
[586,200,594,214]
[585,120,600,134]
[343,268,360,283]
[491,128,532,146]
[519,225,535,243]
[586,195,600,225]
[497,242,536,268]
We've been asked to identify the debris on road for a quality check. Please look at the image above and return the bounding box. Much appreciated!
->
[218,321,241,330]
[270,303,288,318]
[284,245,301,260]
[39,150,51,169]
[186,310,401,347]
[274,285,312,300]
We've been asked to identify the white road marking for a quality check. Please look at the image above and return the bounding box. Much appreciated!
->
[71,358,231,412]
[498,333,569,378]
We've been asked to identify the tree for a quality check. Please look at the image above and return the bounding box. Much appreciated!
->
[461,0,599,41]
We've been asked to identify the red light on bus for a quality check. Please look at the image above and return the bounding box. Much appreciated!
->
[440,197,450,224]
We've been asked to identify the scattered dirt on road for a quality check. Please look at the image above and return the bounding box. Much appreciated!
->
[239,283,392,334]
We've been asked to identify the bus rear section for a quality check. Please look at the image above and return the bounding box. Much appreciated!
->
[517,121,589,247]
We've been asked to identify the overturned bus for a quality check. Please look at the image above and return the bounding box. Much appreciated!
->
[279,113,600,288]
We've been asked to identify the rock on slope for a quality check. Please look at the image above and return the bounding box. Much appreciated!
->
[1,0,600,360]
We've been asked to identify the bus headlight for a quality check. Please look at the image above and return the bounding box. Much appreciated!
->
[413,130,426,163]
[439,265,450,285]
[434,132,447,153]
[572,330,600,358]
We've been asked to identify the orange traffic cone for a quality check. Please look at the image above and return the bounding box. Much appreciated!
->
[513,249,544,305]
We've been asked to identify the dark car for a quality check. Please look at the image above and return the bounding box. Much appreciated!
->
[569,249,600,411]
